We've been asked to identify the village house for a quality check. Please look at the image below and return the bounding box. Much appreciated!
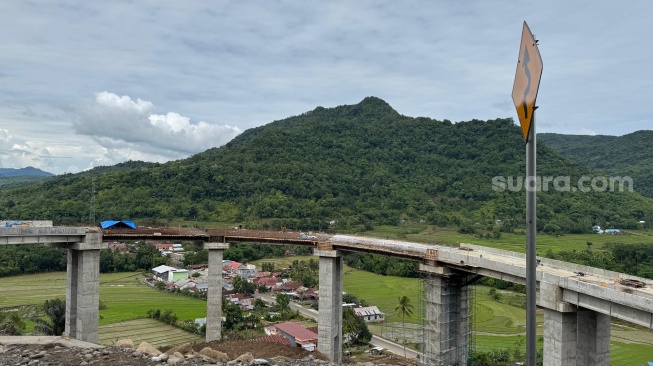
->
[353,306,385,322]
[152,265,189,282]
[239,298,254,311]
[223,261,243,276]
[194,283,208,293]
[290,287,318,302]
[254,277,283,291]
[174,277,208,292]
[226,293,245,304]
[269,322,318,351]
[188,263,209,271]
[154,243,173,253]
[236,263,258,279]
[282,282,301,292]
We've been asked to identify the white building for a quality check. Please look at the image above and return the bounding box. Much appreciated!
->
[236,263,258,279]
[353,306,385,322]
[152,265,189,282]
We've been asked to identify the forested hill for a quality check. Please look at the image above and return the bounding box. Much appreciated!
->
[540,131,653,198]
[0,167,54,189]
[2,97,653,233]
[0,166,52,177]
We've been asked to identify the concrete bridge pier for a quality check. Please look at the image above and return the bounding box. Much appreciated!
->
[204,242,230,342]
[63,231,104,343]
[543,309,577,366]
[540,281,578,366]
[540,280,610,366]
[576,309,610,366]
[315,248,343,364]
[420,264,468,366]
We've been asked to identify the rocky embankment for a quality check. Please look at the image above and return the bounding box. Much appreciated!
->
[0,337,403,366]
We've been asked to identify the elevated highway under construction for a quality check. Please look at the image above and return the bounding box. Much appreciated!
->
[2,225,652,366]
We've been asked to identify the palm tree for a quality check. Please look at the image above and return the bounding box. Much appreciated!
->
[297,288,306,304]
[33,298,66,336]
[395,295,414,358]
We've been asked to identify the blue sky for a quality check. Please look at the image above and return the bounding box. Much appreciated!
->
[1,1,651,174]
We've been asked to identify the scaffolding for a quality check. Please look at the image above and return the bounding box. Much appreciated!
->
[418,269,476,366]
[418,276,426,366]
[467,282,477,366]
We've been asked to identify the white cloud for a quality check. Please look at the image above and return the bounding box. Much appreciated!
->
[0,129,35,168]
[579,128,598,136]
[71,92,242,164]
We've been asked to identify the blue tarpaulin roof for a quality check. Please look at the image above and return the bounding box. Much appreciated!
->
[647,362,653,366]
[100,220,137,229]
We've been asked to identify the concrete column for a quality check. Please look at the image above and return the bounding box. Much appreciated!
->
[316,249,343,364]
[65,232,102,343]
[455,279,469,364]
[543,309,577,366]
[204,242,229,342]
[65,249,79,338]
[577,309,610,366]
[75,249,100,343]
[420,264,468,366]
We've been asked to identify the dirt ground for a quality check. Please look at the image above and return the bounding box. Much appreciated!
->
[0,339,418,366]
[190,340,327,360]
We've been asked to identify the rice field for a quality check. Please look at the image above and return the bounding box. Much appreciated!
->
[98,318,204,348]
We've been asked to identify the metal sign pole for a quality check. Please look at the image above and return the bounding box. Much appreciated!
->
[526,111,537,366]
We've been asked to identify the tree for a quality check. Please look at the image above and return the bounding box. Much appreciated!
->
[395,296,414,358]
[342,306,372,351]
[223,302,243,330]
[33,298,66,336]
[253,298,267,310]
[261,262,275,272]
[232,275,255,295]
[0,311,25,335]
[135,243,167,270]
[275,293,291,318]
[233,275,244,293]
[297,288,306,304]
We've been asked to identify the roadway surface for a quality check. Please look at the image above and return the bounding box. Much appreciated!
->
[257,295,421,360]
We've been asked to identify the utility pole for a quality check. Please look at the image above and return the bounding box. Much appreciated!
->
[511,21,543,366]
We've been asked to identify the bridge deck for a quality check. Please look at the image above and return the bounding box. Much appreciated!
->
[3,226,652,328]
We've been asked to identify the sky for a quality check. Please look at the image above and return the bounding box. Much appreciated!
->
[1,1,651,175]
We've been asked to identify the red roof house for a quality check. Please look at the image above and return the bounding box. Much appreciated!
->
[155,243,173,252]
[274,322,318,349]
[255,277,281,288]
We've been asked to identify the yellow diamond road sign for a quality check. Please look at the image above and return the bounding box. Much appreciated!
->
[512,22,543,143]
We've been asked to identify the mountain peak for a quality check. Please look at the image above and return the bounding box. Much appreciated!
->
[0,166,54,177]
[338,96,399,119]
[357,96,396,111]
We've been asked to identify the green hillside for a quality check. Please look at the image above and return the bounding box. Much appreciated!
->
[540,131,653,198]
[0,166,55,189]
[2,97,653,233]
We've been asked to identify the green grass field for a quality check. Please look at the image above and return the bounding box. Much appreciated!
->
[0,272,208,324]
[99,318,204,347]
[342,267,420,324]
[97,272,208,324]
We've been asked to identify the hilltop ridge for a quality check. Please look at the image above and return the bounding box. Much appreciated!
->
[2,98,653,233]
